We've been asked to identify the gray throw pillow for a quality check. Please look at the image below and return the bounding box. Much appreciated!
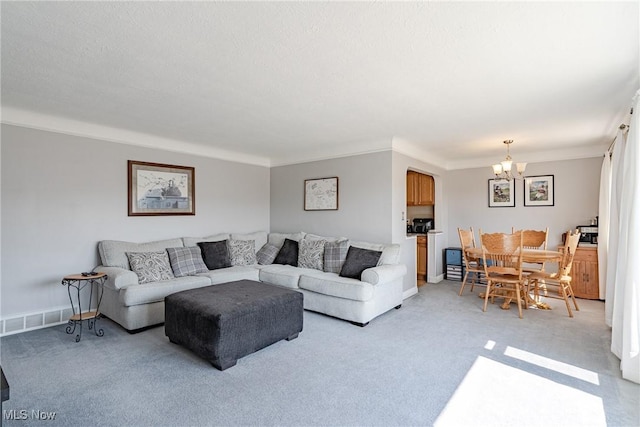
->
[256,243,280,265]
[228,239,257,266]
[166,246,209,277]
[126,251,175,284]
[339,246,382,280]
[198,240,232,270]
[323,239,349,273]
[274,239,298,266]
[298,239,326,270]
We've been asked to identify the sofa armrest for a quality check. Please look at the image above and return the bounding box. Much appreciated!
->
[94,266,139,290]
[361,264,407,285]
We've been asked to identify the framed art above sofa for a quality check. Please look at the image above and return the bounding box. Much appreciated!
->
[128,160,195,216]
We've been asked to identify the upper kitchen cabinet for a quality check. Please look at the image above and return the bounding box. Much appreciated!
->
[407,171,434,206]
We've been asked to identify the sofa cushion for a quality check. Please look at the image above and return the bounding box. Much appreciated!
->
[323,238,350,273]
[256,243,280,265]
[166,246,209,277]
[230,231,268,254]
[259,264,316,289]
[298,238,325,270]
[268,232,306,248]
[274,239,298,266]
[126,251,175,284]
[339,247,382,280]
[120,275,211,307]
[182,233,229,248]
[198,240,232,270]
[298,273,374,302]
[351,241,400,265]
[99,238,184,269]
[196,265,260,285]
[228,239,257,266]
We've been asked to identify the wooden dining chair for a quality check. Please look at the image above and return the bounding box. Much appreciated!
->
[480,231,526,318]
[512,227,549,273]
[457,227,486,296]
[527,229,581,317]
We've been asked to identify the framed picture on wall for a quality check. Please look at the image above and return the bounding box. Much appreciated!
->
[128,160,195,216]
[524,175,554,207]
[304,177,338,211]
[488,178,515,208]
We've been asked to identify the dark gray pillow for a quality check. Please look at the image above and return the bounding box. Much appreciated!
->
[197,240,232,270]
[273,238,298,266]
[339,246,382,280]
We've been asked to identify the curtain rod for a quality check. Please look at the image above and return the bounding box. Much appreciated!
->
[608,123,629,153]
[607,107,633,153]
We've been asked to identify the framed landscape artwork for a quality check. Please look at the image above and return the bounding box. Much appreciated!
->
[488,178,515,208]
[128,160,195,216]
[524,175,554,207]
[304,177,339,211]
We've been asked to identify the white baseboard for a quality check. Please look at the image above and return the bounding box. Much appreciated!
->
[0,305,77,337]
[403,286,418,299]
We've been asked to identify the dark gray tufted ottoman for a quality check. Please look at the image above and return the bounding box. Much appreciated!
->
[165,280,303,370]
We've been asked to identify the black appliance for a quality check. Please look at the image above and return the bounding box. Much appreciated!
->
[578,225,598,244]
[412,218,433,234]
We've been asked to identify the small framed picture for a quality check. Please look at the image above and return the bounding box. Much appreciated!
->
[488,179,515,208]
[128,160,195,216]
[304,177,338,211]
[524,175,554,207]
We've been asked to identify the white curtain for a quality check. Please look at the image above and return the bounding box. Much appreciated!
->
[598,147,610,299]
[605,90,640,384]
[605,130,626,323]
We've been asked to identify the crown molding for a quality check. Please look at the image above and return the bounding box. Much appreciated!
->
[0,107,272,167]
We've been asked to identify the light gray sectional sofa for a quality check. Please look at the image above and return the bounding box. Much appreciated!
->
[95,231,407,332]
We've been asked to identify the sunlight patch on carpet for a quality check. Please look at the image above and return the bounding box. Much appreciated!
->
[434,356,606,427]
[504,346,600,385]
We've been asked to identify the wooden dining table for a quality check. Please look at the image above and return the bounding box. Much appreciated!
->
[465,247,563,264]
[465,247,563,310]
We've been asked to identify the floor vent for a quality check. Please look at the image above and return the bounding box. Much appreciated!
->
[1,306,78,337]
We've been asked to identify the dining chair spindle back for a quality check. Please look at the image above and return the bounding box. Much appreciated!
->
[480,231,526,318]
[457,227,486,296]
[527,229,581,317]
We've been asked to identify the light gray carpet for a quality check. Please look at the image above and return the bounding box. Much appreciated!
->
[1,281,638,427]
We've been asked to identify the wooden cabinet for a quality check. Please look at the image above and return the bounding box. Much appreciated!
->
[571,247,599,299]
[417,235,427,281]
[406,171,434,206]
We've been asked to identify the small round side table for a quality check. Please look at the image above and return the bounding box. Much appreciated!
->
[61,272,107,342]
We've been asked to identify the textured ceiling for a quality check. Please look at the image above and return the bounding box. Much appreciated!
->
[1,2,638,168]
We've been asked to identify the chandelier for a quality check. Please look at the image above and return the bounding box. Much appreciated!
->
[491,140,527,180]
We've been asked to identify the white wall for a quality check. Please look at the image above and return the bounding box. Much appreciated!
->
[270,151,393,243]
[445,157,602,248]
[1,125,270,320]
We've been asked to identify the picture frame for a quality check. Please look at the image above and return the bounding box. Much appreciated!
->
[488,178,516,208]
[524,175,554,207]
[128,160,195,216]
[304,177,338,211]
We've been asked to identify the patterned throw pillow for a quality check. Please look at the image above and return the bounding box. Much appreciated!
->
[298,239,326,270]
[256,243,280,265]
[323,239,350,273]
[339,246,382,280]
[126,251,175,284]
[228,239,257,266]
[166,247,209,277]
[198,240,232,270]
[274,239,299,266]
